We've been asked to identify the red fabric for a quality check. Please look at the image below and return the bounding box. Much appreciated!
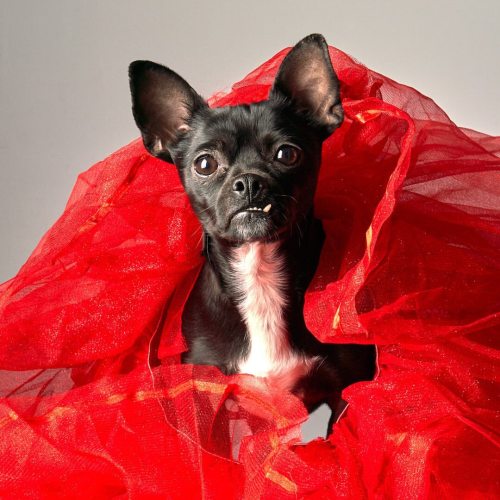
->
[1,46,499,498]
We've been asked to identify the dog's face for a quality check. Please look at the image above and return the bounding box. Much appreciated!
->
[129,34,343,243]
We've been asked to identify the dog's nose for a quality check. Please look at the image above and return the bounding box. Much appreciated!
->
[232,174,264,201]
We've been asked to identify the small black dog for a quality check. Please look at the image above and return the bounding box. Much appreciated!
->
[129,34,375,427]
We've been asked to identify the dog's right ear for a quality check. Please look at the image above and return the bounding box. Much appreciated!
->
[129,61,206,161]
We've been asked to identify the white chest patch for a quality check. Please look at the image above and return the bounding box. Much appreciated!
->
[231,242,316,391]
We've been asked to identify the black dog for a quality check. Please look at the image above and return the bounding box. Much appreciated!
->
[129,34,375,429]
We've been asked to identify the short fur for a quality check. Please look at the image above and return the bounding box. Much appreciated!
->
[129,34,375,431]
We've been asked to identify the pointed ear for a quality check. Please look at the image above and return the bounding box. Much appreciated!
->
[270,34,343,137]
[129,61,206,161]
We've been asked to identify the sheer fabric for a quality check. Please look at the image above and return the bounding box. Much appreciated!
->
[1,45,499,498]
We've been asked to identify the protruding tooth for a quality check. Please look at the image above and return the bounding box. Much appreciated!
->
[263,204,272,213]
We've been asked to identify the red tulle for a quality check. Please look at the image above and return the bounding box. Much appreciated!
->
[1,46,499,498]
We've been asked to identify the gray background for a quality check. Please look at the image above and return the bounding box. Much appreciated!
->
[1,1,499,439]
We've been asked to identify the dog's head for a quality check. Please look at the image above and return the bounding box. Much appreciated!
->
[129,34,343,244]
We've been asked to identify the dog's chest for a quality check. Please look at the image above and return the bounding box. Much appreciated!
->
[230,242,314,390]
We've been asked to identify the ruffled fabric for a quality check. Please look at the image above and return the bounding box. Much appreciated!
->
[1,45,499,498]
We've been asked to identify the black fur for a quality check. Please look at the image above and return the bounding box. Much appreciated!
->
[130,34,375,431]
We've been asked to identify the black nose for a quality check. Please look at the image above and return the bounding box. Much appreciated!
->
[232,174,265,201]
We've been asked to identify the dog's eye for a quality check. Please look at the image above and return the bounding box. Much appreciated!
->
[194,155,219,176]
[274,145,301,166]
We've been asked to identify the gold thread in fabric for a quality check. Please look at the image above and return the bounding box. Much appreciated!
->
[0,410,18,429]
[166,379,227,399]
[266,468,297,493]
[106,393,127,405]
[355,109,381,124]
[260,430,301,494]
[333,306,341,329]
[134,389,164,401]
[193,380,227,394]
[166,380,194,398]
[261,432,281,471]
[45,406,72,422]
[366,225,373,259]
[32,378,284,428]
[238,390,289,428]
[269,432,280,449]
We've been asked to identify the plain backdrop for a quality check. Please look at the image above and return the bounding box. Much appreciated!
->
[1,0,499,440]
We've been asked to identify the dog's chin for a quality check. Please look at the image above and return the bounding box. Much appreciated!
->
[225,211,283,244]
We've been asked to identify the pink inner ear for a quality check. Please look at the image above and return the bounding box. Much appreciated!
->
[297,58,331,93]
[149,100,190,152]
[292,76,336,122]
[153,89,192,143]
[276,44,339,127]
[136,66,201,154]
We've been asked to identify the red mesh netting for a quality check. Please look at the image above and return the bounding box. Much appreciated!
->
[0,46,499,498]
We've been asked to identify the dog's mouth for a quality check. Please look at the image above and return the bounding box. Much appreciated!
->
[233,203,273,217]
[225,201,290,243]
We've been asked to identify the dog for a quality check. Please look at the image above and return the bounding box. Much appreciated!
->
[129,34,375,431]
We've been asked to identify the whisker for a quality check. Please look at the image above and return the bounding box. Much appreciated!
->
[276,194,298,204]
[198,204,216,215]
[189,226,204,250]
[296,222,303,241]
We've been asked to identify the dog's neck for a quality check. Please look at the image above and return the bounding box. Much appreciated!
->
[202,210,319,304]
[200,210,322,379]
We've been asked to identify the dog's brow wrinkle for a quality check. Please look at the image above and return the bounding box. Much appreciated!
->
[197,139,226,152]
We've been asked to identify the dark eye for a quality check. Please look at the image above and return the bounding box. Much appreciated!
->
[194,155,218,176]
[274,145,301,166]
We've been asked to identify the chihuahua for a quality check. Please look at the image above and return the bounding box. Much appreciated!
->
[129,34,375,426]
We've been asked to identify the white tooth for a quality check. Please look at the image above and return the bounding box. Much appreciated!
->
[263,204,272,213]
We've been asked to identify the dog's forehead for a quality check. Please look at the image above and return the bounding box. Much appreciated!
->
[210,103,276,128]
[191,102,287,147]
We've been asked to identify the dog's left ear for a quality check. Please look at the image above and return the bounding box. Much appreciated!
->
[270,34,343,137]
[129,61,206,161]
